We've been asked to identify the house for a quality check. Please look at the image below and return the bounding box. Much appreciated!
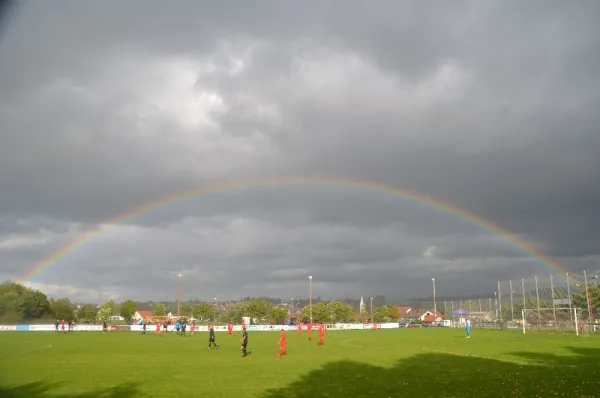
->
[420,311,444,322]
[423,314,437,323]
[397,306,414,318]
[134,310,153,321]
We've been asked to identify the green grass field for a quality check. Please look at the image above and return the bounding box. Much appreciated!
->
[0,328,598,397]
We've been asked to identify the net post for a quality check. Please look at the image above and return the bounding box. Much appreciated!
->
[574,308,579,336]
[550,275,557,329]
[534,276,541,330]
[521,308,526,334]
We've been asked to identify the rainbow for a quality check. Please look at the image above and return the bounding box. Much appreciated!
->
[22,175,566,282]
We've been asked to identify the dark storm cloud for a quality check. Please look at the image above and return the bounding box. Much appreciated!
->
[1,1,599,301]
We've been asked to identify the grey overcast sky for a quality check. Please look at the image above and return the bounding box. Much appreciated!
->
[1,1,599,303]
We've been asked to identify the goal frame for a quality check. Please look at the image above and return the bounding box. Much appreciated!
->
[521,307,583,335]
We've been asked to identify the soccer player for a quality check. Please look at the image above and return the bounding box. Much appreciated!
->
[208,325,219,349]
[163,321,168,334]
[181,321,186,336]
[277,328,287,357]
[228,322,233,337]
[142,321,147,335]
[307,321,313,341]
[55,320,59,333]
[317,324,325,346]
[297,322,302,336]
[240,326,248,357]
[61,319,66,334]
[465,318,471,338]
[155,321,161,335]
[190,321,195,335]
[175,320,181,335]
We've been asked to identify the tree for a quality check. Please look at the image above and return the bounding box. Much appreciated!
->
[327,301,356,323]
[270,306,287,324]
[0,286,19,319]
[0,282,50,319]
[50,298,75,321]
[77,304,97,321]
[0,281,26,296]
[192,303,214,322]
[97,300,117,322]
[300,302,329,323]
[153,303,166,317]
[573,285,600,318]
[181,303,194,317]
[15,290,50,319]
[221,302,247,323]
[119,300,137,322]
[245,299,272,323]
[373,305,396,323]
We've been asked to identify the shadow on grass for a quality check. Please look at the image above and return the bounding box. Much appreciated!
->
[0,381,139,397]
[263,346,600,397]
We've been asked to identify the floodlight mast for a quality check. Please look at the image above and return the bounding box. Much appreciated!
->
[177,274,182,317]
[308,276,313,322]
[432,278,437,320]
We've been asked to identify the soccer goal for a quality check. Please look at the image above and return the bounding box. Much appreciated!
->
[521,308,582,335]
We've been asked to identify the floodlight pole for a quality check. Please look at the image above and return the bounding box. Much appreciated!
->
[213,298,217,322]
[177,274,182,317]
[308,276,313,322]
[550,274,557,327]
[535,276,541,328]
[497,281,502,321]
[566,272,573,326]
[432,278,437,319]
[494,291,498,320]
[584,271,593,328]
[509,280,514,321]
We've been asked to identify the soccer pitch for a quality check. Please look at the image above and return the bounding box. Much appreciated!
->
[0,328,598,397]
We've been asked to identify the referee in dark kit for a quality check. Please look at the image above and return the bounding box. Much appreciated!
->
[240,326,248,357]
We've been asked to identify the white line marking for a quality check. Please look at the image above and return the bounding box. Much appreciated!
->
[421,348,536,367]
[339,339,366,348]
[24,344,52,353]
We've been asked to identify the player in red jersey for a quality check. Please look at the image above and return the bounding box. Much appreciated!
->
[317,324,325,346]
[190,321,195,335]
[307,321,313,341]
[155,322,161,335]
[228,322,233,337]
[277,328,287,357]
[297,322,303,336]
[60,319,65,334]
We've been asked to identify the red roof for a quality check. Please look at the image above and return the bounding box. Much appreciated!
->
[397,306,413,316]
[137,310,153,319]
[423,315,436,322]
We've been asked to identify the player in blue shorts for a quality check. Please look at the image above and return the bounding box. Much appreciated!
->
[465,318,471,338]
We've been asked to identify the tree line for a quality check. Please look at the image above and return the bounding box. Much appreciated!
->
[0,281,401,325]
[4,280,596,325]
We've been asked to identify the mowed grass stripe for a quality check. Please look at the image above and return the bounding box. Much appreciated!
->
[0,328,599,397]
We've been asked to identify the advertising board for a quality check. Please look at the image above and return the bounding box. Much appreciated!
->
[0,325,17,331]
